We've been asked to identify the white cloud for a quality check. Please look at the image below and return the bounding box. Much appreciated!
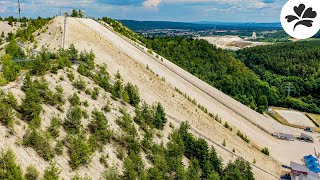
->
[143,0,275,9]
[144,0,161,9]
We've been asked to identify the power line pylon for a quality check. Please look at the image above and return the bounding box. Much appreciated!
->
[18,0,21,20]
[286,82,295,97]
[62,14,67,50]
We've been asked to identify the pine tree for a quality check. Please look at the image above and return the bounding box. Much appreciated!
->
[1,54,20,82]
[154,103,167,129]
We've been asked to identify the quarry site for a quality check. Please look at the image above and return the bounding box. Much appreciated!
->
[0,16,319,180]
[195,36,270,50]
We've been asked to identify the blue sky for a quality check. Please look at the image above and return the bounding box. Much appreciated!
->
[0,0,287,22]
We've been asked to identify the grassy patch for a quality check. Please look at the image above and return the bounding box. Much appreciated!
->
[306,113,320,127]
[267,110,320,132]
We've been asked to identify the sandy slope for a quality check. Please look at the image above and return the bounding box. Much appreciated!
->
[0,21,19,36]
[49,17,280,179]
[0,67,132,179]
[76,17,320,162]
[4,16,318,179]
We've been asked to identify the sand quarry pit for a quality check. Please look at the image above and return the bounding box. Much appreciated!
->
[195,36,269,50]
[276,110,316,127]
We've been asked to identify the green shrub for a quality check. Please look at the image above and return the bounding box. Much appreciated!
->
[123,154,138,180]
[73,77,86,90]
[0,149,24,180]
[122,91,130,103]
[66,44,78,61]
[102,165,121,180]
[223,158,254,180]
[71,174,92,180]
[77,63,91,77]
[0,91,15,128]
[79,50,95,70]
[116,113,137,137]
[102,99,111,113]
[1,54,20,82]
[100,154,109,168]
[42,163,61,180]
[91,87,99,100]
[0,92,17,110]
[236,130,250,143]
[55,140,64,156]
[124,83,140,106]
[112,80,123,100]
[57,54,71,69]
[134,102,167,130]
[50,66,58,74]
[71,9,85,18]
[30,50,52,76]
[88,110,112,149]
[153,103,167,130]
[47,117,61,138]
[69,93,81,106]
[222,139,226,146]
[83,100,89,107]
[5,39,25,59]
[23,129,54,161]
[55,85,65,105]
[261,147,269,156]
[186,159,201,180]
[69,136,93,170]
[25,165,40,180]
[93,74,110,92]
[115,70,121,79]
[63,106,83,135]
[19,85,42,122]
[224,122,232,131]
[67,71,75,82]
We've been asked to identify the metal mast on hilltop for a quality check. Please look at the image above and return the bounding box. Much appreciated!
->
[18,0,21,20]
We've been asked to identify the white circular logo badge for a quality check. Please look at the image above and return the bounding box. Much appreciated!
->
[281,0,320,39]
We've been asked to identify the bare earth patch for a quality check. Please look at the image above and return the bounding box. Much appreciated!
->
[276,110,316,127]
[195,36,270,50]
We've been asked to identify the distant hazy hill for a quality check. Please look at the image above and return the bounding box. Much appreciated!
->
[119,20,282,31]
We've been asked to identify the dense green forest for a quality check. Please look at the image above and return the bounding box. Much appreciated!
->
[145,37,320,113]
[145,37,276,112]
[237,41,320,113]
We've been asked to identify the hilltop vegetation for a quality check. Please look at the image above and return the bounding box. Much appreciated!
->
[145,36,274,112]
[237,41,320,113]
[100,17,146,45]
[0,17,50,43]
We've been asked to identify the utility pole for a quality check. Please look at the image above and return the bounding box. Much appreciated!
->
[286,82,294,97]
[18,0,21,20]
[62,14,67,49]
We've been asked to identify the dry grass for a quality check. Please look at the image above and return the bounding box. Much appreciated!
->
[306,114,320,127]
[267,108,320,133]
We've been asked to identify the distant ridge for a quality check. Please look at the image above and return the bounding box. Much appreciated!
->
[119,19,282,31]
